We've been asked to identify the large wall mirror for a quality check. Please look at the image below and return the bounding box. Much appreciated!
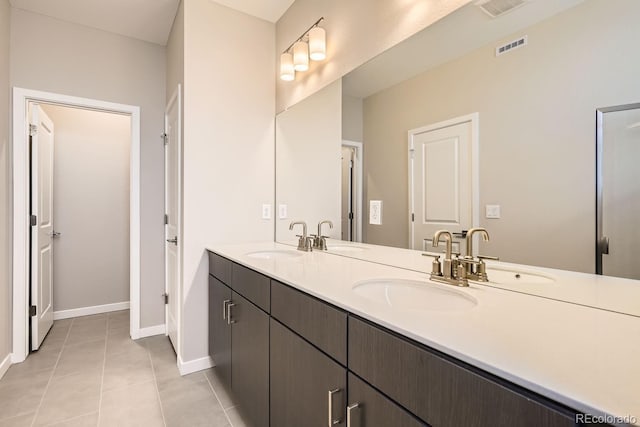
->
[275,0,640,281]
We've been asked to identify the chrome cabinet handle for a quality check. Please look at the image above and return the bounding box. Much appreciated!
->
[226,303,236,325]
[328,388,342,426]
[222,299,231,320]
[346,403,360,427]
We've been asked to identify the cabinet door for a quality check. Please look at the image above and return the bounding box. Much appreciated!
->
[230,292,269,427]
[270,319,347,427]
[208,275,231,388]
[347,373,426,427]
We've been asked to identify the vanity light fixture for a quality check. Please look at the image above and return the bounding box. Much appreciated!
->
[280,17,326,81]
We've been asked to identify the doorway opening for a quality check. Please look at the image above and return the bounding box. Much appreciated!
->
[12,88,141,362]
[341,140,363,242]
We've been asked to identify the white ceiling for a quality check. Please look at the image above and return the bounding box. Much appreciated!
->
[9,0,293,46]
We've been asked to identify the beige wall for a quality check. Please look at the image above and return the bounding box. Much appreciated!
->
[342,95,362,143]
[275,79,342,242]
[166,1,184,100]
[275,0,470,112]
[362,0,640,272]
[42,105,130,312]
[0,0,11,367]
[181,0,274,362]
[10,8,167,328]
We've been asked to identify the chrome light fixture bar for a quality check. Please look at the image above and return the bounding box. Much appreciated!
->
[280,17,326,81]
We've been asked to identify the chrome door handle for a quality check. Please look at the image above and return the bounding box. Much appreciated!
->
[226,303,236,325]
[48,230,61,238]
[222,299,231,320]
[328,388,342,426]
[346,403,360,427]
[166,236,178,245]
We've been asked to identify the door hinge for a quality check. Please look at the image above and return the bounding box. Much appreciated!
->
[163,293,168,304]
[348,212,354,220]
[30,215,37,226]
[30,305,37,316]
[411,213,415,222]
[29,124,37,136]
[409,148,415,160]
[162,133,168,145]
[164,214,168,225]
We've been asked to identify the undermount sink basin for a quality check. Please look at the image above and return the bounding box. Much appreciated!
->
[352,279,477,312]
[328,244,367,252]
[246,250,302,260]
[484,267,556,285]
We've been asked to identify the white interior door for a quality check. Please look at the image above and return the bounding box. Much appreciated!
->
[165,87,181,352]
[410,119,475,253]
[30,104,55,350]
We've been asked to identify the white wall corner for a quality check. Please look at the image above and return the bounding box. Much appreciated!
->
[131,324,166,340]
[177,354,213,376]
[0,353,11,380]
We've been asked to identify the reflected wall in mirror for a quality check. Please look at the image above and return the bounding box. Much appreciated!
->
[275,0,640,278]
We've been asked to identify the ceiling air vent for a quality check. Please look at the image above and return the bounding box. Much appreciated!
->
[495,35,528,57]
[475,0,529,18]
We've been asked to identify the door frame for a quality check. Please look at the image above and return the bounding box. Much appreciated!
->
[408,113,480,249]
[12,87,142,363]
[595,102,640,275]
[342,140,363,243]
[164,84,182,357]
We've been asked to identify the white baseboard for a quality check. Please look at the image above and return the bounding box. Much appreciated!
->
[132,324,166,340]
[53,301,130,320]
[0,353,11,380]
[178,355,213,376]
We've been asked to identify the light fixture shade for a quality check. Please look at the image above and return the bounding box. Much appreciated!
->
[280,52,295,81]
[309,27,326,61]
[293,41,309,72]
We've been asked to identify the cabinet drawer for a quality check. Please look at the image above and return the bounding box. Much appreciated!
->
[208,251,232,284]
[348,316,576,427]
[271,280,347,365]
[231,263,270,312]
[347,373,426,427]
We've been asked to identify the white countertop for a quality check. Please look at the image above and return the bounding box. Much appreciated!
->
[280,239,640,318]
[208,241,640,426]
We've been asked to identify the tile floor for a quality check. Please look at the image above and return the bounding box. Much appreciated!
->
[0,310,248,427]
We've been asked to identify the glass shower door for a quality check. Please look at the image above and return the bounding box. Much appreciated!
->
[597,103,640,279]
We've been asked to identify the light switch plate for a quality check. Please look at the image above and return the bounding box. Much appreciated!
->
[262,204,271,220]
[485,204,501,219]
[369,200,383,225]
[278,204,288,219]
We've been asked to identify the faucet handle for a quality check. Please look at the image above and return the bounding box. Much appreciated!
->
[477,255,499,261]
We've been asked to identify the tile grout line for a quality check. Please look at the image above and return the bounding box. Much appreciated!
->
[96,316,110,427]
[42,411,97,427]
[29,318,74,427]
[147,342,168,427]
[204,371,235,426]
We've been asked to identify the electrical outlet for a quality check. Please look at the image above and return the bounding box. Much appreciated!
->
[262,204,271,220]
[369,200,383,225]
[485,204,501,219]
[278,204,288,219]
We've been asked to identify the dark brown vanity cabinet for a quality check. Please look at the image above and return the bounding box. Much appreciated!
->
[208,253,269,427]
[270,280,348,426]
[270,319,347,427]
[348,316,577,427]
[207,251,585,427]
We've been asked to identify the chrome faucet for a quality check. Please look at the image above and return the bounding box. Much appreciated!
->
[289,221,313,252]
[461,227,498,282]
[430,230,468,287]
[312,220,333,250]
